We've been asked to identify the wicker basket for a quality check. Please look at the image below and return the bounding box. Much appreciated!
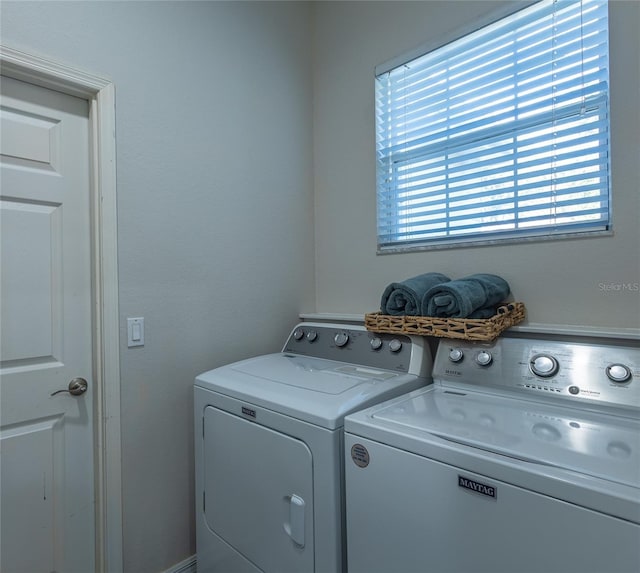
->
[365,302,526,341]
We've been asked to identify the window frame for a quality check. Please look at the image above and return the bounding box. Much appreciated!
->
[375,0,612,254]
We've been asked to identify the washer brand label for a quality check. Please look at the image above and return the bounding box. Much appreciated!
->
[458,476,496,499]
[241,406,256,419]
[351,444,370,468]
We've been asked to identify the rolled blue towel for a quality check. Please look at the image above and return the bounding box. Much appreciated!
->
[381,273,450,316]
[422,274,510,318]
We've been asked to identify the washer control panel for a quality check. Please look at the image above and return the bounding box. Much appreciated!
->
[283,323,430,376]
[434,337,640,410]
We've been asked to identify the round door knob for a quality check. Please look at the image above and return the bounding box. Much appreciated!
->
[51,377,88,397]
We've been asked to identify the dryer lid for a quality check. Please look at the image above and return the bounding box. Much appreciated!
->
[369,387,640,489]
[195,353,427,429]
[232,354,398,394]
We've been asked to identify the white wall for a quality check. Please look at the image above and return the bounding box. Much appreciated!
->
[1,2,314,571]
[312,0,640,330]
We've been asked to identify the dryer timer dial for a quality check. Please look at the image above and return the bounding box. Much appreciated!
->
[334,332,349,347]
[475,351,493,366]
[448,348,464,363]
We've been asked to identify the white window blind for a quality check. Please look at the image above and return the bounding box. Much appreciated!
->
[376,0,610,252]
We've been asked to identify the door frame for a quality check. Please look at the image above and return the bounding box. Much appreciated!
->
[1,44,122,572]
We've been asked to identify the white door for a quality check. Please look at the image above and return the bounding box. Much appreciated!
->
[0,76,95,573]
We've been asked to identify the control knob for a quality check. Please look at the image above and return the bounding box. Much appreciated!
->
[475,350,493,366]
[606,363,632,383]
[293,328,304,341]
[334,332,349,347]
[389,339,403,353]
[306,330,318,342]
[530,354,559,378]
[448,348,464,363]
[370,337,383,351]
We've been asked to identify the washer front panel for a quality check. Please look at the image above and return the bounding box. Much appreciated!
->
[344,434,640,573]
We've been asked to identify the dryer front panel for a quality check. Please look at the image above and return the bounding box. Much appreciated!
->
[204,406,314,573]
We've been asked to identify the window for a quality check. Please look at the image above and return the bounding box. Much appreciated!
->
[376,0,610,252]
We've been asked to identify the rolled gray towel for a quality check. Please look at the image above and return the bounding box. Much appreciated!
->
[422,274,510,318]
[381,273,450,316]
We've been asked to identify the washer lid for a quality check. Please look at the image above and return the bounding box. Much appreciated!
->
[195,353,426,429]
[368,387,640,489]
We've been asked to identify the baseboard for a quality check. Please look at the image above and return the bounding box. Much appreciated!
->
[163,554,197,573]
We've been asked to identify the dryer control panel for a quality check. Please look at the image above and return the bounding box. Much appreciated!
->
[283,323,431,378]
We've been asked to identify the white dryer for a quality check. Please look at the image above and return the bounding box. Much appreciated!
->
[345,335,640,573]
[194,322,432,573]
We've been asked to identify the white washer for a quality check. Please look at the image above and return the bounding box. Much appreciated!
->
[194,322,432,573]
[345,335,640,573]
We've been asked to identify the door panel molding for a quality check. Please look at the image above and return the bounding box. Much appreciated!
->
[0,44,122,573]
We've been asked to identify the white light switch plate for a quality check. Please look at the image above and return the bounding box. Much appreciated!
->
[127,317,144,347]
